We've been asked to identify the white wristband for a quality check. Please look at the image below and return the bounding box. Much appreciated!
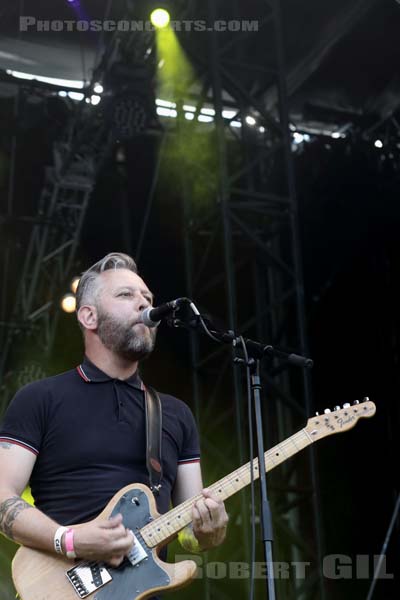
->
[54,526,68,555]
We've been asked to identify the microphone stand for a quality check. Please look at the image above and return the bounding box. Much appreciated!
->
[234,340,312,600]
[169,312,313,600]
[249,355,276,600]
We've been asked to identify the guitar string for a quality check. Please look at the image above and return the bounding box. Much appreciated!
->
[141,429,312,544]
[143,430,310,537]
[142,405,372,544]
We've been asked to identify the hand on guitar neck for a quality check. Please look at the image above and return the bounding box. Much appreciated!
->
[192,488,229,551]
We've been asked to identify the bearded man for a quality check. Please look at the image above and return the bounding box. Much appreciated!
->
[0,253,228,590]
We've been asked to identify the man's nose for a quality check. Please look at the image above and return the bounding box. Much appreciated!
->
[138,294,151,311]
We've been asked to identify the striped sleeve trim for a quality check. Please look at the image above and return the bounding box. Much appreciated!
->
[178,456,201,465]
[0,436,39,456]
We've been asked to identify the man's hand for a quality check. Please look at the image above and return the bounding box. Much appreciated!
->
[192,488,228,550]
[73,513,135,567]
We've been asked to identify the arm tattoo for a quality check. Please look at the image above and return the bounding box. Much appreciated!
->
[0,496,33,540]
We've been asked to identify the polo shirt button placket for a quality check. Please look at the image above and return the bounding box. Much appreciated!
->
[113,381,124,422]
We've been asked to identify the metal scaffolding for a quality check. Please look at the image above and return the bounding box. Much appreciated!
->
[0,0,330,596]
[178,1,326,598]
[0,131,94,411]
[0,8,158,407]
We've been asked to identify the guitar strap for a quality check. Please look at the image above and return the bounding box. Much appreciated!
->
[144,385,163,496]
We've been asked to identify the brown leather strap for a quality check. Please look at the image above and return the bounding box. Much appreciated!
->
[144,385,163,495]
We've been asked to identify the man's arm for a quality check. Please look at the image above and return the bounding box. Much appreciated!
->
[173,462,228,551]
[0,443,134,566]
[0,442,53,549]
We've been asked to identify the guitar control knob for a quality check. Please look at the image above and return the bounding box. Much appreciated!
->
[342,403,350,408]
[334,406,340,411]
[353,400,360,405]
[315,412,319,416]
[324,408,331,414]
[363,396,369,402]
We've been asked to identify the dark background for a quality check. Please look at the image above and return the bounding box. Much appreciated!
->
[1,1,400,599]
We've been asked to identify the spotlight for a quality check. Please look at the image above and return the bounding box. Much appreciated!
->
[293,132,305,144]
[245,116,256,126]
[150,8,170,29]
[70,277,80,294]
[61,294,76,313]
[374,139,383,149]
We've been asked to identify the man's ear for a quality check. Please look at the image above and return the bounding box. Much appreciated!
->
[77,305,98,331]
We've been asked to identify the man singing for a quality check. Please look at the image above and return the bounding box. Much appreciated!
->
[0,253,228,575]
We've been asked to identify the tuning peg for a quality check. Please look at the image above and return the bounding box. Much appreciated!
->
[334,406,340,411]
[342,403,350,408]
[353,400,360,405]
[315,412,320,416]
[324,408,331,414]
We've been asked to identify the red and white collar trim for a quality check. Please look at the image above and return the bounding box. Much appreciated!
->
[76,365,91,382]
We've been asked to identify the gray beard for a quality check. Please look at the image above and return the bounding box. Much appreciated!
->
[96,308,157,361]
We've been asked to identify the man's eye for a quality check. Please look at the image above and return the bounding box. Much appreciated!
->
[119,292,131,297]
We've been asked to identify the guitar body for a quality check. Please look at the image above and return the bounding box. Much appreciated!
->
[10,400,376,600]
[12,483,198,600]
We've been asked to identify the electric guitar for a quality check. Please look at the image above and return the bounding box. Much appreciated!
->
[12,398,376,600]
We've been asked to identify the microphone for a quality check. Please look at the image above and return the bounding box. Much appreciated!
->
[139,298,186,328]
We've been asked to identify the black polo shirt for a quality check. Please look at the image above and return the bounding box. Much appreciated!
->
[0,357,200,525]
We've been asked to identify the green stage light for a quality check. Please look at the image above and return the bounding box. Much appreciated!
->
[150,8,170,29]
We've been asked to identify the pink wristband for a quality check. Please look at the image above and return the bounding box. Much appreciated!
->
[65,528,76,559]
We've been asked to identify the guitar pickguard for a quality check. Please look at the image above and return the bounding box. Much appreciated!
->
[66,488,170,600]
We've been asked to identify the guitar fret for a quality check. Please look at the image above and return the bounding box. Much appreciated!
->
[141,428,313,548]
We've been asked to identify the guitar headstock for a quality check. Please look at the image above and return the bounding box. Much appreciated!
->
[305,397,376,441]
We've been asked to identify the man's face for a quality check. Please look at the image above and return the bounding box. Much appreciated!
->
[94,269,157,361]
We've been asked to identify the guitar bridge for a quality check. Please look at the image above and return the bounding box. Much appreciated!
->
[66,561,112,598]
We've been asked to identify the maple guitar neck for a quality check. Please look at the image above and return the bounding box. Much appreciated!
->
[140,399,376,549]
[140,429,310,548]
[11,400,375,600]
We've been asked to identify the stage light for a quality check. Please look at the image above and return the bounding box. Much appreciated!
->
[93,83,103,94]
[91,95,101,105]
[222,109,237,119]
[245,115,256,126]
[61,293,76,313]
[156,106,177,118]
[156,98,176,108]
[201,107,216,116]
[70,277,80,294]
[198,114,213,123]
[7,69,84,89]
[374,139,383,148]
[150,8,170,29]
[293,132,305,144]
[68,91,85,101]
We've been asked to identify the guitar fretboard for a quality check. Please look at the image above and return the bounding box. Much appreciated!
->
[140,428,312,548]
